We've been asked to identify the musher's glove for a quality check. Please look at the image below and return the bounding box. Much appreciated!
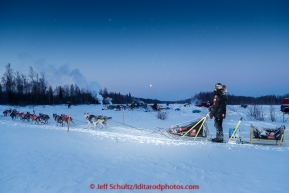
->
[209,113,213,119]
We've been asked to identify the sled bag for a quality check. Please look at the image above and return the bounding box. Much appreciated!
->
[252,125,285,140]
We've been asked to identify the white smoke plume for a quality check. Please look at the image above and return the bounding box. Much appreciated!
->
[32,61,102,101]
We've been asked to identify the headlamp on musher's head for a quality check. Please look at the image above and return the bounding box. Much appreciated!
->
[215,83,223,90]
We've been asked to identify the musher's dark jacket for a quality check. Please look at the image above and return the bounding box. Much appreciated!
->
[209,89,227,119]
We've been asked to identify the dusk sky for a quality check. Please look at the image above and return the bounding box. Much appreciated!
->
[0,0,288,101]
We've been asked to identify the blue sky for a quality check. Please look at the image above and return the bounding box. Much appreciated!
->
[0,0,288,101]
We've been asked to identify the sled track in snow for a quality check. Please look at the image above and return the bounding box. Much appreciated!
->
[1,119,289,151]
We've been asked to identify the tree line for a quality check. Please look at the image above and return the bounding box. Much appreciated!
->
[0,64,142,106]
[1,64,288,106]
[192,91,289,105]
[0,64,102,105]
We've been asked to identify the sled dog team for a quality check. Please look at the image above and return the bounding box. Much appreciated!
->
[3,109,111,128]
[52,113,75,126]
[3,109,51,124]
[84,113,112,128]
[52,113,111,128]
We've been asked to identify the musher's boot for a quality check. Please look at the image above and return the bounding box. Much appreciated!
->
[211,138,224,143]
[211,130,224,142]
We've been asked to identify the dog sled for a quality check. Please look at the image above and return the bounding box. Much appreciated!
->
[250,125,286,146]
[163,117,209,141]
[159,116,243,144]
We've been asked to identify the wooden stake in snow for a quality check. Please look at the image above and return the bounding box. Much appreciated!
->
[67,115,70,132]
[122,107,124,124]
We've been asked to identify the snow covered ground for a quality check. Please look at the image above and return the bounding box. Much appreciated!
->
[0,104,288,193]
